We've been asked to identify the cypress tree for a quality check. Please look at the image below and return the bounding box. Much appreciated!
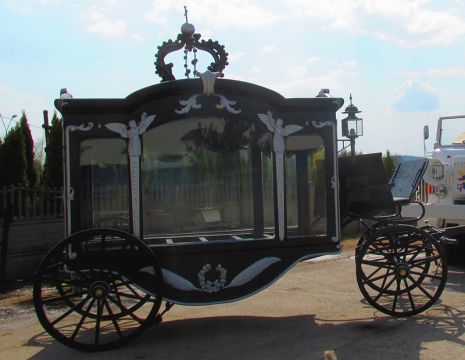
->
[0,124,28,186]
[382,149,396,179]
[19,112,38,186]
[43,113,63,188]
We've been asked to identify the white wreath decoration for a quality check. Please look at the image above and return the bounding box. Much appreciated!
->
[198,264,227,293]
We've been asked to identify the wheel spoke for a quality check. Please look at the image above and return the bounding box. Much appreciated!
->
[362,269,394,284]
[71,298,96,340]
[104,299,123,339]
[112,290,148,302]
[51,295,90,326]
[373,271,396,302]
[43,290,88,304]
[95,299,103,345]
[404,278,416,312]
[408,275,433,300]
[360,259,392,269]
[107,295,143,324]
[409,270,443,281]
[391,279,401,312]
[409,254,441,267]
[364,265,384,281]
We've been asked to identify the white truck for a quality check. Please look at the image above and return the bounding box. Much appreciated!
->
[412,115,465,260]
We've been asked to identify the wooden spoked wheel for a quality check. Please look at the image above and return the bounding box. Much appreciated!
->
[356,225,447,317]
[33,228,162,351]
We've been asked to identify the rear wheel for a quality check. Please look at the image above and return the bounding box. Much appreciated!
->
[33,228,162,351]
[356,225,447,317]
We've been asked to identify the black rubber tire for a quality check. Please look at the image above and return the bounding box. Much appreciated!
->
[355,224,447,317]
[33,228,162,351]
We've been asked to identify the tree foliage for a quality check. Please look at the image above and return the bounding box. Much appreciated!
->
[0,123,28,186]
[42,113,63,188]
[20,112,38,186]
[382,149,396,179]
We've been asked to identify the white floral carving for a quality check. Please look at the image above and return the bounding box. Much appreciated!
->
[312,120,333,129]
[216,95,241,114]
[198,264,227,293]
[175,95,202,114]
[175,70,241,114]
[161,257,282,293]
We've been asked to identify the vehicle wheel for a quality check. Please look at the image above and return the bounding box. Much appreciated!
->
[355,224,447,317]
[33,228,162,351]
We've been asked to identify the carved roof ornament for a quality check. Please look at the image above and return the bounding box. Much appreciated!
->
[154,6,229,82]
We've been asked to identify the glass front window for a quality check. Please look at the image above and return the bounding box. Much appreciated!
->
[285,135,326,238]
[79,138,129,230]
[440,118,465,146]
[142,116,274,238]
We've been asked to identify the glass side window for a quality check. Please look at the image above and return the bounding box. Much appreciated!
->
[285,135,326,238]
[142,116,274,239]
[79,138,129,230]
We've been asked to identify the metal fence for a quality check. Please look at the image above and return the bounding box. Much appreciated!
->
[0,186,64,220]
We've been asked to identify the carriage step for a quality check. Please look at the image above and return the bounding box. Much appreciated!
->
[441,237,457,245]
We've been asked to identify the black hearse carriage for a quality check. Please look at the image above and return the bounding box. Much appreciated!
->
[33,19,448,352]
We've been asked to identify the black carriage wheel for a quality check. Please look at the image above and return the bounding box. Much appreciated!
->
[33,228,163,351]
[355,224,447,317]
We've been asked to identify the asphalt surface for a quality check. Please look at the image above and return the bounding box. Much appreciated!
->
[1,247,464,360]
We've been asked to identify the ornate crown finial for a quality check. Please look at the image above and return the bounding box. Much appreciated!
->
[154,7,229,82]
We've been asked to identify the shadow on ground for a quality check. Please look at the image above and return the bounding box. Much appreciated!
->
[25,269,465,360]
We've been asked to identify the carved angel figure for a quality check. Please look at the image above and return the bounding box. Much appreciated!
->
[258,111,302,153]
[105,112,156,156]
[258,111,303,241]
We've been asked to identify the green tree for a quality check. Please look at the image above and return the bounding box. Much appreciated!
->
[382,149,396,179]
[19,112,38,186]
[0,123,28,186]
[42,113,63,188]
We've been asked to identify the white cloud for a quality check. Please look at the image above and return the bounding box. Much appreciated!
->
[286,0,465,47]
[228,52,246,63]
[84,5,126,39]
[305,56,321,65]
[287,65,309,79]
[261,45,277,54]
[272,58,357,98]
[37,0,62,5]
[398,66,465,77]
[250,66,261,75]
[132,32,149,44]
[392,80,439,112]
[146,0,280,30]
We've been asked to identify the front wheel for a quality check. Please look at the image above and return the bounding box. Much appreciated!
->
[355,225,447,317]
[33,228,163,351]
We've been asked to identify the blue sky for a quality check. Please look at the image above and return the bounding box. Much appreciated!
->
[1,0,465,156]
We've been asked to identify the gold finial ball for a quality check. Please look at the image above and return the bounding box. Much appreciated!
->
[181,22,195,36]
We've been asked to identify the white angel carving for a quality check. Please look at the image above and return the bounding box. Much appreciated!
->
[258,111,302,153]
[258,111,302,241]
[105,112,156,156]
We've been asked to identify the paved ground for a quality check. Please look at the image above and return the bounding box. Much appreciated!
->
[1,245,464,359]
